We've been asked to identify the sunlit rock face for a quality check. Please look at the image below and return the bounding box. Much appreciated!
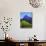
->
[29,0,42,8]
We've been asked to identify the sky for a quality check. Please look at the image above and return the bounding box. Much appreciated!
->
[20,12,32,19]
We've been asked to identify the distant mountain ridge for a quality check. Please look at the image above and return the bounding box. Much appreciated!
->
[22,15,32,24]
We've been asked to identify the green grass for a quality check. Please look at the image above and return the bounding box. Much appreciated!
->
[20,20,32,28]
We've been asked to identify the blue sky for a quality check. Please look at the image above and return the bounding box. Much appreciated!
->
[20,12,32,19]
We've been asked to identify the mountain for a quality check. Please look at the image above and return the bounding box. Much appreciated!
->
[23,15,32,24]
